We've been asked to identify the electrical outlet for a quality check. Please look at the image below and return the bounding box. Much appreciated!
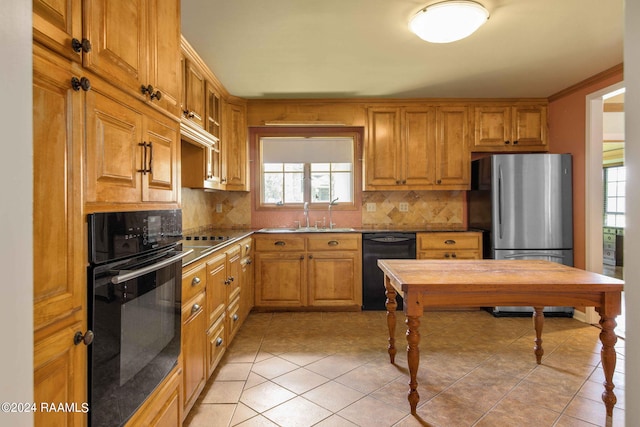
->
[216,203,223,213]
[399,202,409,212]
[366,203,376,212]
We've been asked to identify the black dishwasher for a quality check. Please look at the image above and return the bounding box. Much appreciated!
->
[362,233,416,310]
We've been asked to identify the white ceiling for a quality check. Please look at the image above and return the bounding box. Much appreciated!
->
[181,0,623,99]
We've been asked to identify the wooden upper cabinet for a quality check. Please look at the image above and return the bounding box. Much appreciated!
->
[473,104,547,151]
[223,100,249,191]
[365,108,402,187]
[183,59,206,127]
[85,78,179,207]
[146,0,182,116]
[435,106,470,188]
[32,45,84,331]
[404,108,437,187]
[365,105,469,190]
[33,0,82,62]
[35,0,181,117]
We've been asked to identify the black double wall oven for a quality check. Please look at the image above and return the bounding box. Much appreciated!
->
[87,210,190,427]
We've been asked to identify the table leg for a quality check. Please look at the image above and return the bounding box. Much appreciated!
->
[406,315,421,415]
[533,306,544,364]
[597,311,618,417]
[385,278,397,364]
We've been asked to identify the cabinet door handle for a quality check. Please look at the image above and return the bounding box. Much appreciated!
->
[73,330,94,346]
[308,254,313,259]
[147,141,153,175]
[71,76,91,92]
[328,240,339,246]
[451,253,457,258]
[513,140,519,145]
[215,337,223,347]
[191,303,201,314]
[444,239,456,245]
[444,253,450,258]
[436,179,442,184]
[191,276,201,286]
[274,241,286,246]
[71,38,92,53]
[504,140,511,145]
[233,314,239,321]
[299,255,305,260]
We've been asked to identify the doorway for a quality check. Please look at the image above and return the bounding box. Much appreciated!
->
[585,83,625,338]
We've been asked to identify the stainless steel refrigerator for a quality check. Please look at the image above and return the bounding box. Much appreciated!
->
[468,153,574,316]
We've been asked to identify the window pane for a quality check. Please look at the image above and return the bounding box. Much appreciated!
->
[284,172,304,203]
[263,173,283,203]
[332,172,353,202]
[607,182,617,197]
[331,163,352,172]
[284,163,304,172]
[311,172,330,202]
[264,163,283,172]
[311,163,330,172]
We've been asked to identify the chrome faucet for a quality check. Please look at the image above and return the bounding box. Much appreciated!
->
[303,202,310,228]
[328,197,339,229]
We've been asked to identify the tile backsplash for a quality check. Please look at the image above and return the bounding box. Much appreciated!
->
[181,188,251,233]
[361,190,466,230]
[182,187,466,231]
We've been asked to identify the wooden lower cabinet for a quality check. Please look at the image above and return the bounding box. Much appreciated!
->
[182,291,206,418]
[125,365,182,427]
[34,320,86,427]
[417,232,482,260]
[206,315,226,378]
[180,239,251,420]
[254,233,362,309]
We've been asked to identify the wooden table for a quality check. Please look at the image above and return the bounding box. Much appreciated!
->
[377,259,624,419]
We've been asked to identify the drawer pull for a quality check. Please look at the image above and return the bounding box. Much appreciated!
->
[191,277,201,286]
[233,314,239,321]
[274,241,286,246]
[444,253,450,258]
[444,239,456,245]
[215,337,223,347]
[451,253,457,258]
[328,240,339,246]
[191,303,201,314]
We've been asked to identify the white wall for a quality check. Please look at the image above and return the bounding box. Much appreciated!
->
[624,1,640,424]
[0,1,33,426]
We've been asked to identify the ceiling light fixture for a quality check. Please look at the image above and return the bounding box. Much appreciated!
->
[409,1,489,43]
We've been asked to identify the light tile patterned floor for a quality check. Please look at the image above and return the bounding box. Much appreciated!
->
[184,310,625,427]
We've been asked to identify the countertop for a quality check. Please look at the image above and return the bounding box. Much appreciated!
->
[182,228,482,266]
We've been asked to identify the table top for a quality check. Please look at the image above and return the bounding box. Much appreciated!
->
[377,259,624,293]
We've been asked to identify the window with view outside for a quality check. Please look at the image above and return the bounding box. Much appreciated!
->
[604,165,625,227]
[260,137,354,206]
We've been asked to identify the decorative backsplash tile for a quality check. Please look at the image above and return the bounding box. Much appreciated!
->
[182,188,466,232]
[361,191,466,230]
[182,188,251,233]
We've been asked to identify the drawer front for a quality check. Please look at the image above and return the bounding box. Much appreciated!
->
[240,237,253,258]
[182,264,206,302]
[307,234,360,251]
[206,314,226,378]
[254,235,305,252]
[226,297,241,342]
[182,291,206,323]
[417,232,481,250]
[418,250,481,260]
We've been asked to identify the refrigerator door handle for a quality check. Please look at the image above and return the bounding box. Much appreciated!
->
[502,252,566,261]
[498,166,503,240]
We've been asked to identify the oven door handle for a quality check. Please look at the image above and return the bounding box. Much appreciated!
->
[111,249,194,284]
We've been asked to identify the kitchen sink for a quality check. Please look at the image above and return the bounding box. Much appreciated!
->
[258,227,356,233]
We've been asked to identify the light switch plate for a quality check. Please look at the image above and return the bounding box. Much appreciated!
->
[366,203,376,212]
[216,203,223,213]
[399,202,409,212]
